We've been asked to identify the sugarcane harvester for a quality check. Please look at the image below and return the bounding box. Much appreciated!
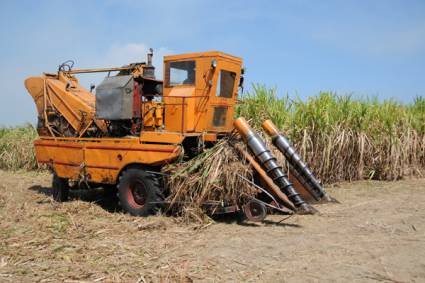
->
[25,49,330,220]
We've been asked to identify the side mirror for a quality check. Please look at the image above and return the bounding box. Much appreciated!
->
[239,75,244,88]
[239,75,244,94]
[90,83,95,93]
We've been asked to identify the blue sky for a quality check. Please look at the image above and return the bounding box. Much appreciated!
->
[1,0,424,125]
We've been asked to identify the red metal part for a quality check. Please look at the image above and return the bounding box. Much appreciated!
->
[133,81,141,118]
[243,200,267,222]
[127,183,147,209]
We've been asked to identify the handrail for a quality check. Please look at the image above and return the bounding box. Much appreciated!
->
[62,66,138,74]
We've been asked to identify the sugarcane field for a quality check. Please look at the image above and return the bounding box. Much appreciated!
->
[1,1,425,282]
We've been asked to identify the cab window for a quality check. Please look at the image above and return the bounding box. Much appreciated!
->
[212,106,228,127]
[165,61,196,86]
[216,70,236,98]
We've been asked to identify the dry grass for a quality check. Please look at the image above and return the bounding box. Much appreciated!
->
[0,124,40,171]
[0,171,205,282]
[163,138,257,222]
[1,170,425,282]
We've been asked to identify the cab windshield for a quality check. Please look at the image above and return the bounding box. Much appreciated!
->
[165,60,196,86]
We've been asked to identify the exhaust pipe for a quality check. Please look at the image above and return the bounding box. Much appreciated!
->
[147,48,153,66]
[234,117,313,214]
[262,120,330,201]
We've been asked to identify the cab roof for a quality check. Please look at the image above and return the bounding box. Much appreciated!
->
[164,51,242,64]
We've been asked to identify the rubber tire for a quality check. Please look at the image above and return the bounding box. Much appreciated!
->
[52,173,69,202]
[117,168,164,216]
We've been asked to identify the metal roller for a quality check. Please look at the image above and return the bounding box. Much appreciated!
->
[262,119,330,201]
[234,117,313,214]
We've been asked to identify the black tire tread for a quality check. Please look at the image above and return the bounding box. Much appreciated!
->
[117,168,164,216]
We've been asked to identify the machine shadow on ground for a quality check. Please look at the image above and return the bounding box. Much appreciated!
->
[28,185,121,212]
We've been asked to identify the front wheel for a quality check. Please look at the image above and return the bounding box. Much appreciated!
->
[52,173,69,202]
[117,169,164,216]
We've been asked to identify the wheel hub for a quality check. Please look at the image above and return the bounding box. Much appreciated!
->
[128,182,147,207]
[243,200,267,222]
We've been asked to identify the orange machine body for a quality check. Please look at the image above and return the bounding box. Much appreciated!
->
[26,51,243,184]
[34,137,182,184]
[162,51,242,134]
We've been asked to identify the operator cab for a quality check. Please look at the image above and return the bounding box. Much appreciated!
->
[162,51,243,134]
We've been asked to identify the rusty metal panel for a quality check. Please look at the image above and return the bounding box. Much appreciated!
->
[96,75,134,120]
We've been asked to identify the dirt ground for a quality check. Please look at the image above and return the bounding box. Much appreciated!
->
[0,170,424,283]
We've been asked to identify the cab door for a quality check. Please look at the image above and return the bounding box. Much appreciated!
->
[206,60,241,133]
